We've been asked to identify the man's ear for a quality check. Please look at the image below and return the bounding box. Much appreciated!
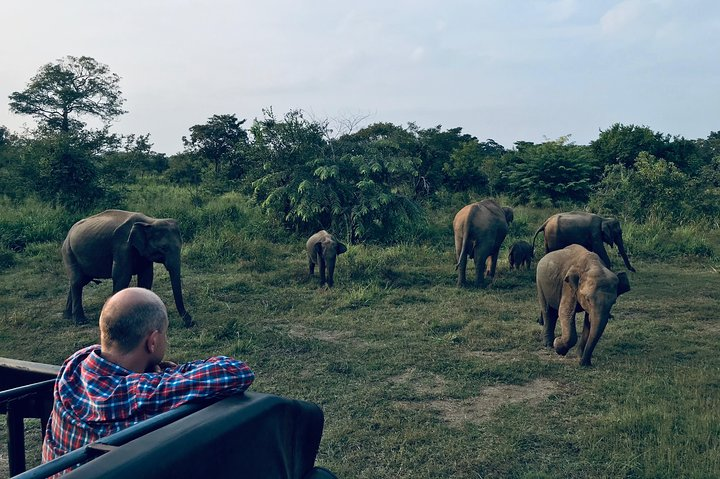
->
[146,329,160,354]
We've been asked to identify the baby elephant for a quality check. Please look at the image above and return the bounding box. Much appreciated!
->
[508,240,534,269]
[536,244,631,367]
[306,230,347,287]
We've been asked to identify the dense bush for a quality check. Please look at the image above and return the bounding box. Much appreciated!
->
[0,197,74,251]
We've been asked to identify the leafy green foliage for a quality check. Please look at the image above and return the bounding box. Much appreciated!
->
[248,109,328,231]
[589,152,720,225]
[249,116,429,242]
[182,114,248,177]
[501,137,597,205]
[442,139,502,194]
[98,134,168,182]
[9,56,126,133]
[413,125,475,196]
[165,152,205,186]
[591,123,666,171]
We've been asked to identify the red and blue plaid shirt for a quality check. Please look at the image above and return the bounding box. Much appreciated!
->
[42,345,255,463]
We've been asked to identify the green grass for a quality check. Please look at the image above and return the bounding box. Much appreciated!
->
[1,198,719,478]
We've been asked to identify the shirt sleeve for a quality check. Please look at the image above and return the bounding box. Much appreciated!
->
[125,356,255,415]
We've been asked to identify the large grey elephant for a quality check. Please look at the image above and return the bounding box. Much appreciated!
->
[306,230,347,287]
[453,199,514,287]
[532,211,636,272]
[536,244,631,367]
[62,210,193,326]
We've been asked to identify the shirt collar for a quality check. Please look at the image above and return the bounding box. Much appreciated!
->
[83,347,133,377]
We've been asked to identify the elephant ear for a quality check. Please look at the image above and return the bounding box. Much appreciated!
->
[503,207,514,224]
[601,220,615,247]
[129,222,152,257]
[336,241,347,255]
[563,267,581,292]
[559,267,581,318]
[314,241,323,256]
[616,271,631,296]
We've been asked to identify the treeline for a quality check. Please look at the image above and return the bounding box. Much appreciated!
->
[1,56,719,245]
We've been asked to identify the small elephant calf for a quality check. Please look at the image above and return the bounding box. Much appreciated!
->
[306,230,347,287]
[508,240,534,269]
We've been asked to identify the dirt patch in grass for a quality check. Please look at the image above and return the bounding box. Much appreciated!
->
[287,324,370,348]
[395,376,561,427]
[388,368,449,396]
[433,378,561,426]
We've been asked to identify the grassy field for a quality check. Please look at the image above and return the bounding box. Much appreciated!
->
[1,195,719,478]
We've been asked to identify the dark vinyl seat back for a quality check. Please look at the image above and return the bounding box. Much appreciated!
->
[62,392,327,479]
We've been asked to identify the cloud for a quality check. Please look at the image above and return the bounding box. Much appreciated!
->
[600,1,641,33]
[543,0,577,22]
[410,47,426,62]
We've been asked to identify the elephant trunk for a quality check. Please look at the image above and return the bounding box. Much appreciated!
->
[553,299,578,356]
[165,260,193,327]
[579,310,609,367]
[615,234,636,272]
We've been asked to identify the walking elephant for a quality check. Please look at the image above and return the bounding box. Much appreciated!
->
[532,212,636,272]
[62,210,193,326]
[306,230,347,287]
[453,199,514,287]
[536,244,631,366]
[508,240,534,270]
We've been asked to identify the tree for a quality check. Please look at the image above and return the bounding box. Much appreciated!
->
[503,137,597,205]
[590,153,692,223]
[249,109,329,232]
[182,114,248,176]
[99,134,168,182]
[443,139,506,194]
[249,114,423,242]
[9,56,126,133]
[415,125,474,196]
[591,123,666,172]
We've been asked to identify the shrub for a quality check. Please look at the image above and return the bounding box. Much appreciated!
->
[0,197,74,250]
[0,245,15,270]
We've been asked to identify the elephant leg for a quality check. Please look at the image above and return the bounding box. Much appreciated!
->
[542,307,558,348]
[64,290,73,319]
[474,255,485,287]
[487,253,499,279]
[70,276,92,325]
[308,260,315,276]
[579,315,608,367]
[318,257,327,286]
[594,242,613,270]
[137,262,154,289]
[111,262,133,294]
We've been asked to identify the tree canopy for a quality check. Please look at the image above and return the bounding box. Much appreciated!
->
[182,114,248,176]
[9,56,126,133]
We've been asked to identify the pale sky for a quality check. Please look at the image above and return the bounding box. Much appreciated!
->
[1,1,718,155]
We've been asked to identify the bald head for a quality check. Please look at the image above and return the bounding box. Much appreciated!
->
[100,288,168,354]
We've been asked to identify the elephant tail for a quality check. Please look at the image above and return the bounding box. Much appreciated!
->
[532,220,548,252]
[455,223,472,271]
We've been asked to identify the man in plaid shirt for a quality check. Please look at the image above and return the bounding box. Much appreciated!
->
[42,287,255,464]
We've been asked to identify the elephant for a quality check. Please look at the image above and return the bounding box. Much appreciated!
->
[453,199,514,287]
[306,230,347,287]
[62,210,193,326]
[508,240,534,270]
[536,244,631,367]
[532,211,636,272]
